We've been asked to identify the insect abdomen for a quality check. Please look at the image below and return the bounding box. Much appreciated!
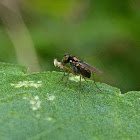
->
[70,62,91,78]
[80,67,91,78]
[77,63,91,78]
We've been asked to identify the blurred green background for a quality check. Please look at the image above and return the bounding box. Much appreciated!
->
[0,0,139,93]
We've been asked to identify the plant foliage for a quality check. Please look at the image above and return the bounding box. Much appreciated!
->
[0,63,139,140]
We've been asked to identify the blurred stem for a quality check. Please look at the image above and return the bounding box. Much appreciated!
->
[0,0,41,73]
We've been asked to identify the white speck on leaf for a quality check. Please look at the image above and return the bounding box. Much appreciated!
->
[23,97,27,100]
[36,114,40,118]
[69,76,84,82]
[29,96,41,111]
[11,81,42,88]
[30,100,36,105]
[46,117,53,121]
[34,95,39,100]
[48,95,55,101]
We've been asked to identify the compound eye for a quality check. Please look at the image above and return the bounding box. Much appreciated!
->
[64,54,69,60]
[64,56,68,61]
[62,54,70,63]
[64,54,69,57]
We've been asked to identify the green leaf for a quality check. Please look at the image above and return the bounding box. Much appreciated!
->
[0,62,139,140]
[0,62,26,75]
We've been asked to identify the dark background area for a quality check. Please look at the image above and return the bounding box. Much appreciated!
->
[0,0,140,93]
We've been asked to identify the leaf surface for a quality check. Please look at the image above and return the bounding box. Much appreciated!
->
[0,63,139,140]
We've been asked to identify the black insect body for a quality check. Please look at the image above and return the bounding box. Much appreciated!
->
[60,54,103,99]
[70,60,91,78]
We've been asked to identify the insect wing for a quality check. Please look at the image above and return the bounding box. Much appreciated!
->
[79,62,103,74]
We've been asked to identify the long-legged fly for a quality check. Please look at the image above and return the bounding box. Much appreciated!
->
[54,54,103,99]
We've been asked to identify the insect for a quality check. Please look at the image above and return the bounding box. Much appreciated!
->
[54,54,103,99]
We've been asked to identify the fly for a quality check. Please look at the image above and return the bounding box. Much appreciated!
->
[54,54,103,99]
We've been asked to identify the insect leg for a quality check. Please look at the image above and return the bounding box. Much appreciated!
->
[57,66,69,83]
[57,69,66,83]
[92,72,102,92]
[79,75,81,100]
[83,76,87,82]
[61,70,70,91]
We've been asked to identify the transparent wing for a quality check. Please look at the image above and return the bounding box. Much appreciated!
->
[79,62,103,74]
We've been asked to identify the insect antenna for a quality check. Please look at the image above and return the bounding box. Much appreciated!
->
[55,52,65,55]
